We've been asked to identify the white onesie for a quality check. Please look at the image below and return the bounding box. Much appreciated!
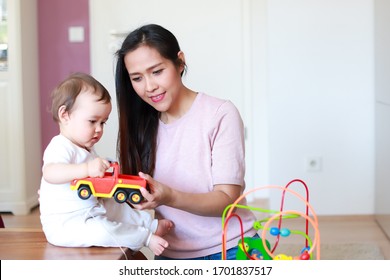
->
[39,134,157,251]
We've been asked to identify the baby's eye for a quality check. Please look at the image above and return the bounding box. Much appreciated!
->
[89,120,97,124]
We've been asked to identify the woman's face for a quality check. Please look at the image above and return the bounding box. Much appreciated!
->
[124,45,184,113]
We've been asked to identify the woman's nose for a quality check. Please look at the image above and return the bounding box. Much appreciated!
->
[145,77,158,92]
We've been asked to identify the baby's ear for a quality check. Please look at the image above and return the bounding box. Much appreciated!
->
[58,105,69,123]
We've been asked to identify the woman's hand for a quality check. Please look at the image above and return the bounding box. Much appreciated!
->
[132,172,173,210]
[132,172,243,217]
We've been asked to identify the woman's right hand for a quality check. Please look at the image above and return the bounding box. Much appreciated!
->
[132,172,173,210]
[134,172,241,217]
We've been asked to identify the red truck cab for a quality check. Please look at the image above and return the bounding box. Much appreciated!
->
[70,162,147,204]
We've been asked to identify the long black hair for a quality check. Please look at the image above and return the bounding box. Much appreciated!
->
[115,24,185,175]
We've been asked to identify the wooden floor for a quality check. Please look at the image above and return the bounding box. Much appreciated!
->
[1,205,390,260]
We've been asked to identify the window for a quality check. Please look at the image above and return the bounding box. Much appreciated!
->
[0,0,7,71]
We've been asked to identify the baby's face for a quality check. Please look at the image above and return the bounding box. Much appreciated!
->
[61,89,112,151]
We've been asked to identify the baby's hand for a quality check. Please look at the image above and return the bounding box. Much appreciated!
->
[86,158,110,178]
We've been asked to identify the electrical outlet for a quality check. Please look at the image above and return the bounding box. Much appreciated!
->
[305,156,322,172]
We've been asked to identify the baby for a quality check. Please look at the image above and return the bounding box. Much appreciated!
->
[39,72,172,256]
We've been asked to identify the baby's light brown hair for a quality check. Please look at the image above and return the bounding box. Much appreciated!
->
[50,72,111,123]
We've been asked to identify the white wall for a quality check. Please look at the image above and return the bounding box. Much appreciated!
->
[90,0,376,215]
[267,0,375,215]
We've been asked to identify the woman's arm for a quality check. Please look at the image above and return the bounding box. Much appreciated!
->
[135,172,243,217]
[170,184,242,217]
[43,158,110,184]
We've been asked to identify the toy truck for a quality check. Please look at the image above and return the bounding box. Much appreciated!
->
[70,162,147,204]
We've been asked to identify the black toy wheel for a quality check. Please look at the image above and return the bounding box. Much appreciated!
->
[114,189,128,203]
[78,185,92,200]
[129,191,143,204]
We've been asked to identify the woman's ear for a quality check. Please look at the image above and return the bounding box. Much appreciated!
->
[58,105,69,123]
[178,51,185,62]
[177,51,186,73]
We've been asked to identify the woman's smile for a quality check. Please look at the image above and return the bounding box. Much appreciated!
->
[150,93,165,103]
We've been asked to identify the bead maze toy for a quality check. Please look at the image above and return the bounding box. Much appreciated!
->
[222,179,320,260]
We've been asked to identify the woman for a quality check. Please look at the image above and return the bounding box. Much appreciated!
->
[115,24,256,260]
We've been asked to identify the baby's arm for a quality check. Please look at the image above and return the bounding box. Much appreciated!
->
[43,157,110,184]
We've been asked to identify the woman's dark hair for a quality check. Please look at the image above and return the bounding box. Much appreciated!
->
[115,24,185,175]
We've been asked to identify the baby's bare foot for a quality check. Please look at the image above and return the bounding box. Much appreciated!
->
[149,235,169,256]
[155,219,173,237]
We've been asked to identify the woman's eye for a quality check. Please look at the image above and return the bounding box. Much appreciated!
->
[153,69,163,75]
[131,76,141,82]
